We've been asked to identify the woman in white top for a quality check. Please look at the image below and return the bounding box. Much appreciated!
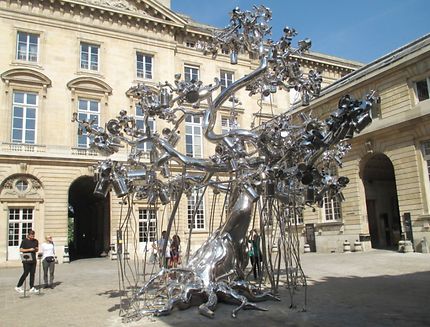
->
[39,235,56,289]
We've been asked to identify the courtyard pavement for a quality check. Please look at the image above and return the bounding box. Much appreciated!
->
[0,250,429,327]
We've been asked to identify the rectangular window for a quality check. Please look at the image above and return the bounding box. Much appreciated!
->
[185,41,196,48]
[135,105,155,151]
[415,78,430,102]
[12,91,38,144]
[80,42,99,71]
[185,115,202,158]
[184,65,199,82]
[136,52,153,79]
[8,208,33,246]
[16,31,39,62]
[221,116,231,134]
[220,70,234,91]
[138,209,157,243]
[323,195,342,221]
[288,207,304,225]
[77,98,100,148]
[188,189,205,230]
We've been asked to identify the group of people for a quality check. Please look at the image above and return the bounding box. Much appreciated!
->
[15,230,56,294]
[153,229,263,280]
[153,231,181,268]
[15,228,262,294]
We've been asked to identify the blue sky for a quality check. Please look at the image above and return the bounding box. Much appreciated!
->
[171,0,430,64]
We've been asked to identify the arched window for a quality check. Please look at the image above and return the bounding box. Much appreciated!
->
[67,77,112,150]
[0,174,44,261]
[1,69,51,147]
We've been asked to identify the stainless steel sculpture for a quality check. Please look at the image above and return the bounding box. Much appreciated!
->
[73,5,378,320]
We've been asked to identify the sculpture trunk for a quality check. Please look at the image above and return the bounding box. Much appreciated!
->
[187,189,255,282]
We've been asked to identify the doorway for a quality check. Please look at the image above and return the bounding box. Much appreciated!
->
[68,176,110,260]
[363,154,401,249]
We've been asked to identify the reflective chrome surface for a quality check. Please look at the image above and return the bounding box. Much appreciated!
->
[72,5,378,320]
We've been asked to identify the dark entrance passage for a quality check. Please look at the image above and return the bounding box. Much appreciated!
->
[363,153,401,249]
[68,176,110,260]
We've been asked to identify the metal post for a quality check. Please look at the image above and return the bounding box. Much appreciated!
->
[37,253,43,294]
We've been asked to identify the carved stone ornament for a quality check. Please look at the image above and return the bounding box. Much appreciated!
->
[79,0,138,12]
[0,175,43,199]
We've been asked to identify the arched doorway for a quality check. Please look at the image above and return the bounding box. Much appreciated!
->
[362,153,401,249]
[68,176,110,260]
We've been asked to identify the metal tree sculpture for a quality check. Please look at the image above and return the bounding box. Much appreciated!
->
[73,5,378,320]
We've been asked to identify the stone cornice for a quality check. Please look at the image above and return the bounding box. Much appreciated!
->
[2,0,185,34]
[65,0,187,26]
[0,2,179,51]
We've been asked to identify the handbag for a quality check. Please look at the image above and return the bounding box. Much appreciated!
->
[45,256,55,263]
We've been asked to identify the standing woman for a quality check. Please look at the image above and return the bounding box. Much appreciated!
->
[40,235,56,289]
[249,229,262,280]
[170,234,181,268]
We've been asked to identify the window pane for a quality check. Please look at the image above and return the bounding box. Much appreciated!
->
[29,34,38,44]
[12,129,22,142]
[25,131,35,143]
[78,135,87,147]
[27,108,36,119]
[136,105,144,116]
[78,99,87,110]
[14,92,24,103]
[90,114,99,124]
[26,119,35,129]
[186,144,193,156]
[90,101,99,112]
[29,45,38,61]
[18,32,26,42]
[27,94,37,105]
[13,107,23,118]
[416,79,429,102]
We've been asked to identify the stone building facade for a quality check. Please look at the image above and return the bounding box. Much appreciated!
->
[0,0,366,265]
[299,35,430,253]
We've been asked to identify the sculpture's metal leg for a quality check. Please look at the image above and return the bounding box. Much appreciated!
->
[231,280,281,302]
[198,287,218,318]
[217,283,267,318]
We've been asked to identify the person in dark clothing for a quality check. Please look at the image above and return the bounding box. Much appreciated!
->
[169,234,181,268]
[15,230,39,293]
[248,229,262,279]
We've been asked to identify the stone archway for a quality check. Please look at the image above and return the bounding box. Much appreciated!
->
[68,176,110,260]
[362,153,401,249]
